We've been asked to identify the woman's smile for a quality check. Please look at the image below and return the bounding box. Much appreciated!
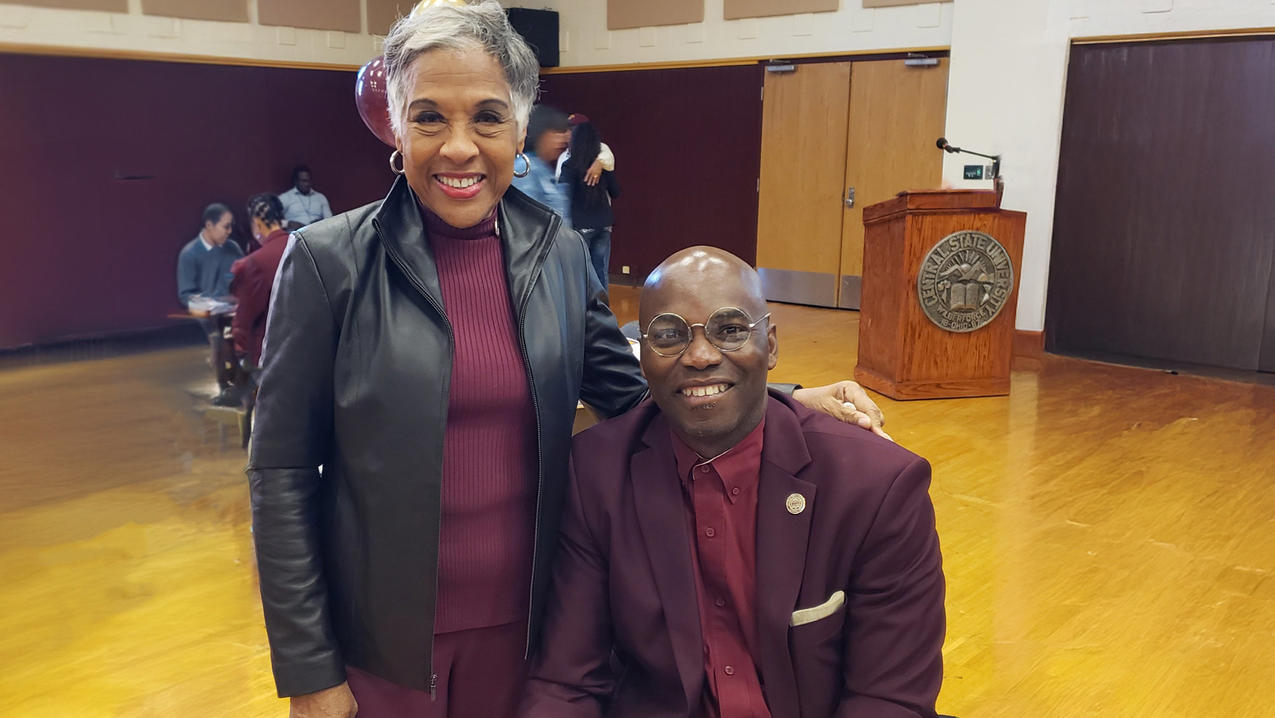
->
[434,172,486,200]
[399,46,519,228]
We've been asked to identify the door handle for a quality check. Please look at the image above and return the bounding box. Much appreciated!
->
[845,186,856,208]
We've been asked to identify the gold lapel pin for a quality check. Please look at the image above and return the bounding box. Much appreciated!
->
[785,493,806,515]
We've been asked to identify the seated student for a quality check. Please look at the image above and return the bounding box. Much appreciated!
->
[177,203,242,309]
[279,165,332,228]
[230,194,290,370]
[522,247,945,718]
[177,203,244,404]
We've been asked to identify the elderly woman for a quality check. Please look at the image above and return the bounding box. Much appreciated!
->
[248,2,884,717]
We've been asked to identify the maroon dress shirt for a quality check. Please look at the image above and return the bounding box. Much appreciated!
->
[671,419,773,718]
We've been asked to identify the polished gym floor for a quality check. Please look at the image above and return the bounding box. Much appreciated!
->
[2,286,1272,717]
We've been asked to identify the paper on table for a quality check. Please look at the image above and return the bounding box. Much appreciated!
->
[187,295,237,315]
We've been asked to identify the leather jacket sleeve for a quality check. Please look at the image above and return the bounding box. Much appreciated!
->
[246,236,346,697]
[577,260,649,419]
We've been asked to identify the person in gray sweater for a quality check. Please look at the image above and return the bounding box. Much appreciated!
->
[177,203,242,308]
[176,203,243,404]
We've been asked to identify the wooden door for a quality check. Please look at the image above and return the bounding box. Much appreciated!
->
[1047,38,1275,371]
[755,61,851,307]
[838,58,949,309]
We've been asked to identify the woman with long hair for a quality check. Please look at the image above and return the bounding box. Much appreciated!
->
[560,117,621,289]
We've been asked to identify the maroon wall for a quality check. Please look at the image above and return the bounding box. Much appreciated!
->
[0,56,762,348]
[540,64,764,280]
[0,53,390,348]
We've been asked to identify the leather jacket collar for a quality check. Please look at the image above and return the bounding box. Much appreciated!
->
[371,176,564,319]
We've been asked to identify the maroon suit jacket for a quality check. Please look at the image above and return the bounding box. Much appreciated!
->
[522,391,945,718]
[230,228,289,366]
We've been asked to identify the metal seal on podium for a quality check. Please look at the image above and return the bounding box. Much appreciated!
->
[916,230,1015,333]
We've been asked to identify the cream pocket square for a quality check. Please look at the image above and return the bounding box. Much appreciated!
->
[789,590,846,627]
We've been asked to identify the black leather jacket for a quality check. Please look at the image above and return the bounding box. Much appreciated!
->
[247,178,648,697]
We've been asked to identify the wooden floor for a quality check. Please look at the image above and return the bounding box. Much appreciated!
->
[2,285,1273,717]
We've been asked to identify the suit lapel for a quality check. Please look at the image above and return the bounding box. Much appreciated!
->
[754,396,816,717]
[631,413,705,710]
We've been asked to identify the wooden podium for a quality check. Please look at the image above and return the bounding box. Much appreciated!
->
[854,189,1025,399]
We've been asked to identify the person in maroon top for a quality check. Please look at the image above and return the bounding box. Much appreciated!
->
[230,193,290,368]
[522,247,947,718]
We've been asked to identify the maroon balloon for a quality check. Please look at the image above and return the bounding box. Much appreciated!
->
[355,55,396,148]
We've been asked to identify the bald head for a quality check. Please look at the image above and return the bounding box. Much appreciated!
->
[638,246,778,458]
[640,246,767,326]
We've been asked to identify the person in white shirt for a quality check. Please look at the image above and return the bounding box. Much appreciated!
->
[279,165,333,227]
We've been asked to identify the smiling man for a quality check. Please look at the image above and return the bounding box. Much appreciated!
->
[521,247,946,718]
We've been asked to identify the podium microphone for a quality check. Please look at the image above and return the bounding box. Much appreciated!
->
[935,137,1000,179]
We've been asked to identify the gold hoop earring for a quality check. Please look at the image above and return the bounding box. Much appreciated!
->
[512,152,530,178]
[389,149,406,175]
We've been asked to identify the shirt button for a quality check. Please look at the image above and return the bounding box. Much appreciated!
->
[699,466,711,473]
[715,597,726,608]
[705,527,716,538]
[730,487,741,496]
[724,665,735,676]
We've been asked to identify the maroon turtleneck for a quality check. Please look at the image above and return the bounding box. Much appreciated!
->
[425,207,539,635]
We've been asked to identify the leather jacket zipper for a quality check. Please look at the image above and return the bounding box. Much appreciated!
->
[516,214,556,657]
[374,218,455,687]
[518,320,544,659]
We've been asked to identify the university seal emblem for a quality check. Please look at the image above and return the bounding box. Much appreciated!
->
[916,231,1014,333]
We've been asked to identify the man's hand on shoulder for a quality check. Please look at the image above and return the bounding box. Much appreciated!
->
[792,381,892,441]
[290,682,357,718]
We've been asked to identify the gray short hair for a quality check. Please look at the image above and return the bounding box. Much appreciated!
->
[383,0,540,139]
